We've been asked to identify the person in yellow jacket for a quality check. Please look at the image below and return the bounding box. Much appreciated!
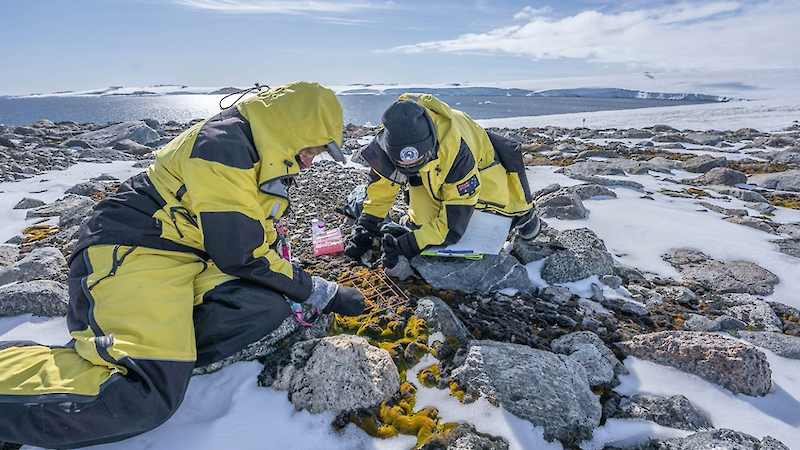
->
[345,94,540,268]
[0,81,364,448]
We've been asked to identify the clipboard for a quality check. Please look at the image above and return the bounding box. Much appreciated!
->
[419,211,512,260]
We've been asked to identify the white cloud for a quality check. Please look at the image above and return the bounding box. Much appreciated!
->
[513,6,553,21]
[391,0,800,70]
[172,0,380,14]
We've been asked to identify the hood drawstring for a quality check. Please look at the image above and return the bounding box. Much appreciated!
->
[219,83,270,110]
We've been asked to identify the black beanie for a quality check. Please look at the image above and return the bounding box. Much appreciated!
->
[382,100,436,163]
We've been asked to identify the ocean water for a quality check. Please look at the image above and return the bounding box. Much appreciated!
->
[0,94,706,127]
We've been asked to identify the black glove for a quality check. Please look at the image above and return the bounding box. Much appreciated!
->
[322,286,365,316]
[344,225,374,260]
[381,232,419,269]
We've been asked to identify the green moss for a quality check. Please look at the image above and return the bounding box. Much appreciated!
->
[449,380,466,402]
[418,364,439,388]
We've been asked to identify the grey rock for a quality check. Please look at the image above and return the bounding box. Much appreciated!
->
[79,148,136,162]
[723,216,776,233]
[112,138,153,156]
[13,198,45,209]
[696,201,748,217]
[271,334,399,414]
[452,340,601,444]
[0,245,20,268]
[682,314,717,332]
[645,156,683,173]
[13,126,44,137]
[616,331,771,396]
[614,394,712,431]
[765,136,796,148]
[748,202,777,215]
[649,428,789,450]
[748,170,800,193]
[540,228,615,284]
[0,280,68,317]
[551,331,624,388]
[714,315,748,331]
[536,190,587,219]
[414,296,472,344]
[681,155,728,173]
[411,253,533,294]
[0,247,66,285]
[62,138,93,149]
[65,180,106,197]
[418,424,509,450]
[771,147,800,164]
[777,223,800,238]
[601,275,622,289]
[577,298,614,320]
[685,133,723,146]
[383,254,415,281]
[74,121,160,148]
[692,167,747,186]
[510,224,557,264]
[26,194,95,219]
[656,286,699,307]
[541,285,574,305]
[0,135,17,149]
[567,184,617,200]
[709,293,783,332]
[704,185,768,203]
[664,249,779,296]
[729,331,800,359]
[773,238,800,258]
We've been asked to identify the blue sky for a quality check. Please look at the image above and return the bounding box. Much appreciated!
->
[1,0,798,95]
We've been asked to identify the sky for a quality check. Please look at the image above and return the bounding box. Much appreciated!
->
[1,0,799,95]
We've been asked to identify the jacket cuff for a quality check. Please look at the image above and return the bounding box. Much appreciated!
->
[356,213,384,235]
[284,266,314,303]
[396,232,421,258]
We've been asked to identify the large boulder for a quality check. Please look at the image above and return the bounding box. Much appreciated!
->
[410,253,533,294]
[74,121,160,148]
[551,331,624,389]
[664,249,779,296]
[0,247,66,286]
[643,428,789,450]
[539,228,615,284]
[611,394,713,431]
[26,194,95,219]
[112,138,153,156]
[536,190,587,219]
[616,331,771,396]
[451,340,601,444]
[748,170,800,193]
[682,155,728,173]
[729,331,800,359]
[271,334,399,414]
[692,167,747,186]
[0,280,68,317]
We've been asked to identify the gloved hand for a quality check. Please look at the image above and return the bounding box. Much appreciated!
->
[307,276,365,317]
[323,286,365,316]
[381,233,418,269]
[344,225,374,260]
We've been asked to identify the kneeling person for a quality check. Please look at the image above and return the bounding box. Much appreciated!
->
[346,94,540,267]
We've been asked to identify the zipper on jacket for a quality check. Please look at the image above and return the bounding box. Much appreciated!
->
[169,206,199,238]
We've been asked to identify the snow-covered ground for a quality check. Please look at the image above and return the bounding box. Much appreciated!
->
[1,71,799,449]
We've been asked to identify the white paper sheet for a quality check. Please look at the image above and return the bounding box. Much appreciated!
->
[423,211,512,255]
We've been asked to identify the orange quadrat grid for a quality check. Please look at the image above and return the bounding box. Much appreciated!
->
[338,268,410,318]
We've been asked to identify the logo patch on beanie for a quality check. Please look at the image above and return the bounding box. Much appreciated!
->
[457,174,480,196]
[400,146,420,161]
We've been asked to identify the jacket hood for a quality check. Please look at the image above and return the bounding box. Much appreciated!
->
[238,81,343,183]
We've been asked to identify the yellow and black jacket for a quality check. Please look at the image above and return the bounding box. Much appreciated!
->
[360,93,533,254]
[72,81,344,303]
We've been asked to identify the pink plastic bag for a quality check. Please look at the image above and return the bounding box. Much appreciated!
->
[312,228,344,256]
